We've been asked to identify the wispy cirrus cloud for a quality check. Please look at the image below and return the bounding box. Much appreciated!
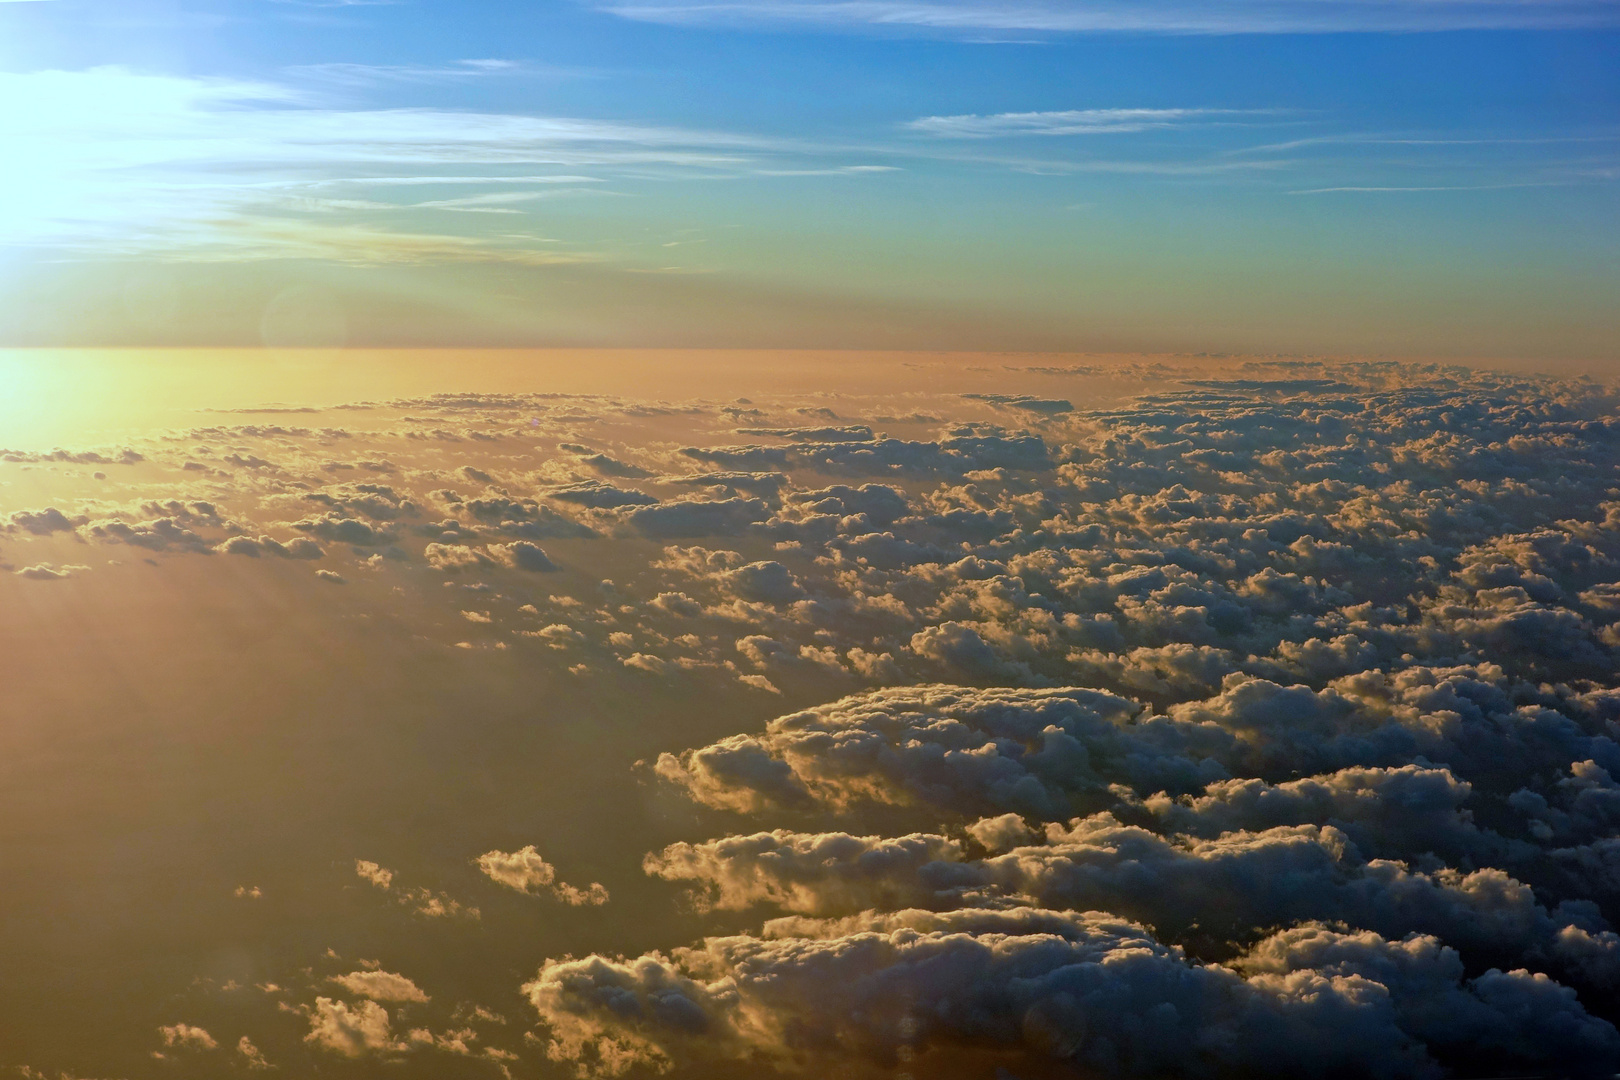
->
[283,58,586,88]
[751,164,901,175]
[411,189,613,212]
[1287,182,1570,194]
[147,219,597,265]
[0,67,765,261]
[267,0,400,8]
[1,63,1594,271]
[906,107,1262,138]
[283,175,607,187]
[593,0,1620,35]
[1227,132,1620,156]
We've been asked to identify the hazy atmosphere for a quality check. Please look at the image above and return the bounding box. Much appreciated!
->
[1,0,1617,357]
[1,3,1618,1079]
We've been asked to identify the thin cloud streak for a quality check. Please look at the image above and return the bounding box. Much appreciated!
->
[275,175,608,186]
[284,59,587,87]
[906,107,1267,138]
[99,218,601,266]
[595,0,1620,35]
[1287,182,1571,194]
[751,164,902,175]
[1229,132,1620,156]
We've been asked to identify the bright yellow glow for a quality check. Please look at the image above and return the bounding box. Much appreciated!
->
[0,347,1164,449]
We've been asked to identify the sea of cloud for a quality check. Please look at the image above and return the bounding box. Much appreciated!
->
[4,357,1619,1077]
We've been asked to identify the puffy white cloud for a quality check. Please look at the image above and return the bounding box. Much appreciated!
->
[6,507,83,534]
[477,845,558,893]
[489,540,558,571]
[1142,764,1503,863]
[547,481,659,509]
[237,1036,272,1069]
[1231,924,1620,1065]
[423,542,490,571]
[216,534,325,559]
[292,513,396,546]
[478,846,609,906]
[623,497,772,538]
[330,970,430,1004]
[632,814,1620,987]
[650,591,702,616]
[355,859,394,890]
[304,997,404,1057]
[356,859,479,919]
[910,621,1038,682]
[644,829,963,914]
[786,482,910,527]
[965,812,1036,853]
[86,517,212,552]
[716,561,804,604]
[158,1023,216,1051]
[1067,643,1235,698]
[525,908,1618,1078]
[653,685,1221,818]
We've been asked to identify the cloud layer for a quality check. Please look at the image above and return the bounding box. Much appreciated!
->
[9,356,1620,1076]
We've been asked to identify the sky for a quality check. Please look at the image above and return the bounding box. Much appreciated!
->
[7,6,1620,1075]
[0,1,1616,356]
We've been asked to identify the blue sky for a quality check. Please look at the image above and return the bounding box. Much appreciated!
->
[0,0,1615,357]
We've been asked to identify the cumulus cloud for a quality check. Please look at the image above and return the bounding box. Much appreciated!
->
[22,359,1620,1077]
[547,481,659,509]
[6,507,83,534]
[586,353,1620,1074]
[559,444,654,478]
[329,970,429,1004]
[304,997,405,1057]
[1142,764,1499,863]
[237,1036,272,1069]
[477,845,559,892]
[86,517,212,552]
[355,859,394,890]
[717,560,804,604]
[640,814,1620,985]
[653,685,1201,818]
[644,829,963,914]
[488,540,557,571]
[524,908,1618,1078]
[216,534,325,559]
[623,497,771,538]
[355,859,479,919]
[158,1023,216,1051]
[423,542,490,571]
[910,621,1038,681]
[477,846,609,906]
[294,513,396,546]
